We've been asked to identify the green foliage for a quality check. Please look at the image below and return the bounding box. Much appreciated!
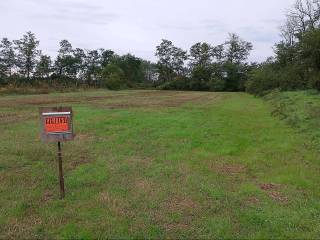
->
[189,42,213,67]
[13,31,40,80]
[224,33,253,64]
[247,1,320,95]
[101,64,126,90]
[0,38,15,78]
[246,64,280,96]
[209,76,225,91]
[35,55,52,79]
[158,76,190,90]
[264,90,320,147]
[155,34,253,92]
[0,32,156,89]
[190,65,212,91]
[155,39,188,83]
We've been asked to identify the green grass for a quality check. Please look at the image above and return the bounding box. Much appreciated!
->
[1,90,320,239]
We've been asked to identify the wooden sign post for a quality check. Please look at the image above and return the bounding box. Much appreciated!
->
[40,107,75,199]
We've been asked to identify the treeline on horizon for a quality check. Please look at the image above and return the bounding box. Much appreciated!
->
[0,31,253,92]
[0,33,157,90]
[0,0,319,94]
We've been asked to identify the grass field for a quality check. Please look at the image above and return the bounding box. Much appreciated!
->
[1,90,320,239]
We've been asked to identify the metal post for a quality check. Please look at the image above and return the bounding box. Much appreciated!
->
[57,141,65,199]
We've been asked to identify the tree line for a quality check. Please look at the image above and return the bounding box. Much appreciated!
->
[0,31,254,92]
[247,0,320,95]
[0,32,157,90]
[155,34,253,92]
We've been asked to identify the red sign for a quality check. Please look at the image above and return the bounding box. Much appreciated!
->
[40,107,74,142]
[45,116,70,133]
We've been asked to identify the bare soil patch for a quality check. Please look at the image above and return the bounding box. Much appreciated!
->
[259,183,289,204]
[162,196,198,213]
[210,163,247,175]
[246,196,260,206]
[259,183,280,191]
[41,190,54,202]
[267,191,289,204]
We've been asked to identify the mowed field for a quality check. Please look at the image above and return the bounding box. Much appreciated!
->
[0,90,320,239]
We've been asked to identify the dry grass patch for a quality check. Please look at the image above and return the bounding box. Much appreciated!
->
[98,192,129,217]
[90,91,214,109]
[41,190,54,203]
[153,195,201,236]
[0,111,37,124]
[3,216,43,239]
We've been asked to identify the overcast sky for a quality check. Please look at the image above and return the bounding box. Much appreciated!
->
[0,0,295,62]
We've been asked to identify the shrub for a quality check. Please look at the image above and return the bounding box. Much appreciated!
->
[101,64,127,90]
[158,76,190,90]
[208,77,225,92]
[246,64,279,96]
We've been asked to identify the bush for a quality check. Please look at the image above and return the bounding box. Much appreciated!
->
[101,64,127,90]
[208,77,225,91]
[308,71,320,91]
[158,76,190,90]
[246,64,279,96]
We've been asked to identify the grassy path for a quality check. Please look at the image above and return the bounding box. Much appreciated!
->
[0,90,319,239]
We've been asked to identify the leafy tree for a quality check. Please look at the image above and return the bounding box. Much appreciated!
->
[299,29,320,89]
[0,38,15,78]
[171,46,188,75]
[35,54,52,79]
[55,40,78,79]
[189,42,212,68]
[209,76,226,91]
[100,49,115,67]
[246,63,280,96]
[73,48,86,82]
[300,29,320,71]
[224,33,253,64]
[190,65,212,90]
[116,54,144,85]
[155,39,175,83]
[101,63,126,90]
[83,49,101,85]
[13,31,40,80]
[155,39,187,83]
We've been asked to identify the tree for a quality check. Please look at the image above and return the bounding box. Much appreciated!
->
[0,38,15,78]
[300,29,320,70]
[13,31,40,80]
[73,48,86,82]
[55,40,78,79]
[224,33,253,64]
[299,29,320,89]
[100,49,115,67]
[35,54,52,79]
[155,39,187,83]
[101,63,126,90]
[115,54,144,85]
[155,39,175,83]
[83,49,101,85]
[189,42,212,68]
[190,65,212,90]
[246,63,280,96]
[281,0,320,44]
[171,46,188,75]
